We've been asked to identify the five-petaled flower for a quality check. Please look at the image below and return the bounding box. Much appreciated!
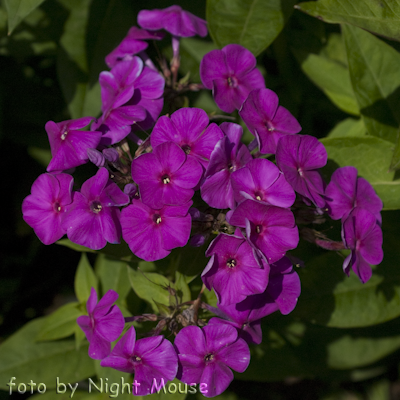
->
[77,288,125,360]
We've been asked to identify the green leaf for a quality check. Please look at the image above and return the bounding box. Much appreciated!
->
[56,239,96,253]
[207,0,296,56]
[293,210,400,327]
[94,254,131,302]
[327,335,400,369]
[56,0,101,119]
[389,133,400,171]
[27,146,52,167]
[36,302,81,341]
[174,271,191,303]
[127,265,173,312]
[179,38,217,82]
[5,0,46,34]
[321,136,400,210]
[74,253,98,303]
[0,318,95,390]
[294,49,359,115]
[295,0,400,43]
[327,118,366,139]
[343,25,400,143]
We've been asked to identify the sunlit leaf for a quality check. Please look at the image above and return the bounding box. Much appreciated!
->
[296,0,400,42]
[74,253,98,303]
[5,0,46,34]
[207,0,296,56]
[0,318,95,390]
[343,25,400,143]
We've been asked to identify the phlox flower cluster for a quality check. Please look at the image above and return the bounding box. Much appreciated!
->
[21,4,384,398]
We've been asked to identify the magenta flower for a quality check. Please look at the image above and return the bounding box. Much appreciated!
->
[325,166,382,222]
[126,64,165,133]
[77,288,124,360]
[231,158,295,208]
[105,27,165,69]
[175,324,250,398]
[93,58,148,145]
[46,117,102,172]
[200,44,265,113]
[202,233,269,306]
[62,167,129,250]
[229,199,299,264]
[239,88,301,154]
[101,326,178,396]
[276,134,327,208]
[201,122,252,209]
[208,256,300,345]
[342,208,383,283]
[22,173,74,245]
[138,5,207,38]
[150,108,224,170]
[132,141,202,209]
[121,200,192,262]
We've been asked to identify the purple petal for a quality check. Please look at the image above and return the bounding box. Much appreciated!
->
[81,168,109,201]
[175,325,207,356]
[177,354,204,383]
[200,49,228,89]
[88,331,111,360]
[203,324,237,353]
[222,44,256,77]
[87,287,98,314]
[216,337,250,373]
[96,305,124,341]
[200,362,233,398]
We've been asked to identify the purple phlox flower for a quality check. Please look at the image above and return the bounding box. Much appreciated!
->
[131,141,202,209]
[121,200,192,262]
[231,157,295,208]
[239,88,301,154]
[200,122,252,209]
[200,44,265,113]
[228,199,299,264]
[126,64,165,135]
[94,58,148,146]
[46,117,102,172]
[208,256,300,344]
[105,27,165,69]
[101,326,177,395]
[325,166,382,222]
[138,5,207,38]
[77,288,124,360]
[22,173,74,245]
[202,232,269,306]
[62,167,129,250]
[276,134,327,208]
[175,324,250,398]
[150,108,224,170]
[342,208,383,283]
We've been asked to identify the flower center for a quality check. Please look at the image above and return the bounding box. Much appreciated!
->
[226,258,237,268]
[60,130,68,140]
[298,167,304,177]
[90,200,102,213]
[256,225,262,234]
[204,353,214,362]
[153,214,162,224]
[254,191,263,201]
[182,144,191,155]
[53,201,61,213]
[227,76,238,88]
[162,174,171,184]
[131,355,142,364]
